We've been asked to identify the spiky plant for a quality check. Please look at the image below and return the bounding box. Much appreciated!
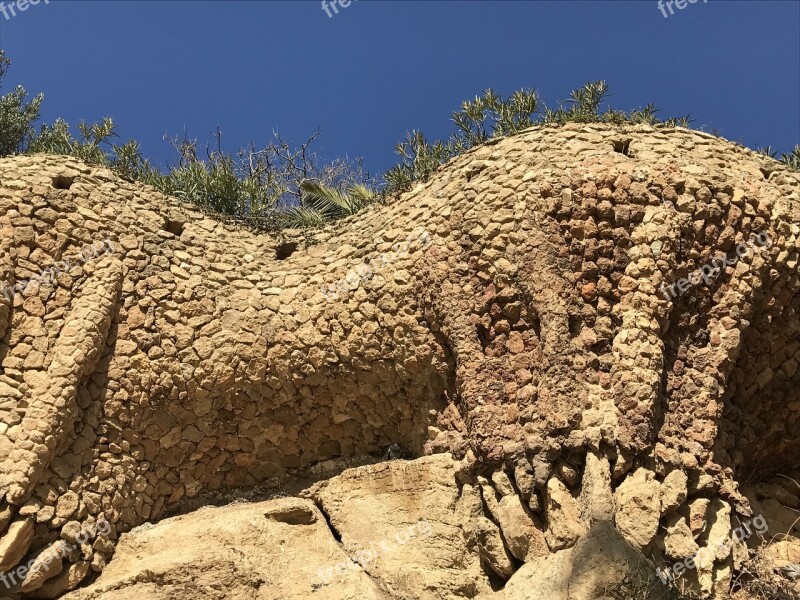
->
[451,88,539,146]
[283,180,378,228]
[780,145,800,170]
[29,117,119,165]
[383,131,460,195]
[756,146,779,159]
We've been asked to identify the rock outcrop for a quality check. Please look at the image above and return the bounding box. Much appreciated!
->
[0,123,799,598]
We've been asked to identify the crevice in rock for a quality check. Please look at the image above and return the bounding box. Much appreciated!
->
[162,454,381,521]
[568,313,583,337]
[306,497,404,599]
[311,496,342,544]
[481,561,511,592]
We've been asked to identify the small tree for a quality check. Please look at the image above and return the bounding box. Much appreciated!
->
[383,81,696,196]
[0,51,43,157]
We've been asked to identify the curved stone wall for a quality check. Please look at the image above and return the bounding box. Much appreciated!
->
[0,123,798,596]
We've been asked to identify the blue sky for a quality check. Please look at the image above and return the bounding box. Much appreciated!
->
[1,0,798,176]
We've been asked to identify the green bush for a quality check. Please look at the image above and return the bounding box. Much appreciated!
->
[0,50,43,156]
[384,81,695,196]
[2,51,796,230]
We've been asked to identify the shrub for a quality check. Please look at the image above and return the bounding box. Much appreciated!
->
[0,50,43,157]
[780,145,800,170]
[383,81,694,196]
[2,51,796,230]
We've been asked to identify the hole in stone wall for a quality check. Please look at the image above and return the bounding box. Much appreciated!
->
[568,314,583,337]
[476,323,491,350]
[276,242,298,261]
[164,219,185,237]
[51,175,74,190]
[530,313,542,339]
[612,139,631,156]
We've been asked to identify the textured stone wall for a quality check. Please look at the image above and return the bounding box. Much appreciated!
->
[0,123,798,597]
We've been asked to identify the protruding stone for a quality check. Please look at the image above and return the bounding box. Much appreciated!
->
[613,468,661,549]
[21,541,66,592]
[513,463,536,500]
[29,560,90,599]
[544,477,587,551]
[0,519,34,572]
[579,450,614,523]
[663,513,699,560]
[504,522,663,600]
[55,492,80,520]
[480,480,548,561]
[688,498,711,537]
[704,499,733,562]
[660,469,688,515]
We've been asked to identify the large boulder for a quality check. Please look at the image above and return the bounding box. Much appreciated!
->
[63,497,391,600]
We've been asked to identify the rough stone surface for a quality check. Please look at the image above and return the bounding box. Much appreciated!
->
[503,521,671,600]
[614,468,661,549]
[306,455,496,599]
[478,476,548,562]
[578,450,615,523]
[661,469,688,515]
[0,123,799,598]
[63,497,391,600]
[544,477,587,551]
[0,519,34,572]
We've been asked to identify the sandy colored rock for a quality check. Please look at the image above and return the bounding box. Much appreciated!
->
[0,519,34,572]
[31,562,91,599]
[20,544,65,593]
[614,468,661,549]
[578,450,614,523]
[704,499,733,562]
[688,498,711,538]
[663,513,699,560]
[0,124,798,598]
[307,455,496,598]
[763,537,800,568]
[63,497,390,600]
[544,477,587,551]
[660,469,688,515]
[504,521,671,600]
[457,483,515,581]
[479,478,548,562]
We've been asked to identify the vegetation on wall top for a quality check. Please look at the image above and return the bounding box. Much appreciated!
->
[1,51,797,230]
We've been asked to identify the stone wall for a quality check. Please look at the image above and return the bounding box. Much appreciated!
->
[0,123,798,597]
